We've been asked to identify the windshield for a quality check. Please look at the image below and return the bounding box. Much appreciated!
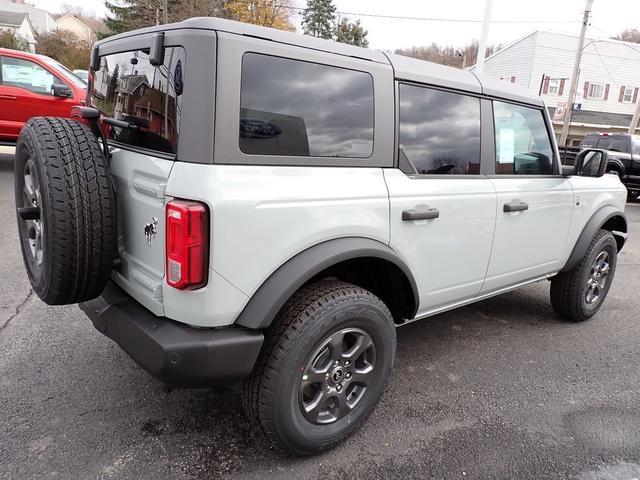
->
[73,70,88,82]
[41,56,87,88]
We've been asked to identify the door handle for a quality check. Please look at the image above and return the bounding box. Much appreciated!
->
[0,94,17,101]
[402,207,440,221]
[503,200,529,212]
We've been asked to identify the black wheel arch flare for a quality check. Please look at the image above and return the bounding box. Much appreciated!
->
[234,237,419,330]
[561,206,627,273]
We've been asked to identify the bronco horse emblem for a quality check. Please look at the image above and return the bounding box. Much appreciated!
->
[144,217,158,246]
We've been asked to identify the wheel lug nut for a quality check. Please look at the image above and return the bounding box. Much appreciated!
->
[345,361,350,366]
[336,385,342,392]
[345,373,351,380]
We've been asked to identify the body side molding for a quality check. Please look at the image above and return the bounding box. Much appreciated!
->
[561,206,627,272]
[235,237,419,329]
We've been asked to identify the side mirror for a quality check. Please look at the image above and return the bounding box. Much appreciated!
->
[573,148,608,177]
[52,84,72,98]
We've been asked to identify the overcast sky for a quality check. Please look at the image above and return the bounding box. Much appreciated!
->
[33,0,640,50]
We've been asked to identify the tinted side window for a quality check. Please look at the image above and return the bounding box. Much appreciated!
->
[398,84,481,175]
[596,136,628,153]
[1,56,64,95]
[91,47,185,154]
[240,53,374,158]
[494,101,555,175]
[635,139,640,156]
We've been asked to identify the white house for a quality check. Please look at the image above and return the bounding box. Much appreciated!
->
[0,10,36,52]
[471,31,640,144]
[0,0,56,34]
[55,13,95,43]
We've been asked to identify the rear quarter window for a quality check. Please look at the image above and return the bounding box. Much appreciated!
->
[91,47,185,155]
[239,53,374,158]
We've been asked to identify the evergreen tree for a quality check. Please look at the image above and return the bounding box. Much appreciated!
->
[302,0,336,40]
[334,18,368,47]
[104,0,183,36]
[104,0,132,35]
[107,63,120,102]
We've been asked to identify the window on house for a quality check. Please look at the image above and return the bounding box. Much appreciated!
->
[548,79,560,95]
[623,86,634,103]
[587,83,605,99]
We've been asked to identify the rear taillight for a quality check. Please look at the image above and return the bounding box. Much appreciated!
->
[166,199,209,290]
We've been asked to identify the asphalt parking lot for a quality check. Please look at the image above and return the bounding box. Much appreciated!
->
[1,151,640,480]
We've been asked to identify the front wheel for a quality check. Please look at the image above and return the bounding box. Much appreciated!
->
[243,280,396,455]
[550,229,617,322]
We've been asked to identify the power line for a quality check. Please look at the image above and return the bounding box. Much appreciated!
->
[233,0,579,24]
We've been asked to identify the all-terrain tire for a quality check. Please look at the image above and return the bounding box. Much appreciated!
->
[550,229,617,322]
[242,280,396,455]
[14,117,116,305]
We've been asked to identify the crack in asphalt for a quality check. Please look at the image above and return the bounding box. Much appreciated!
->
[0,289,34,333]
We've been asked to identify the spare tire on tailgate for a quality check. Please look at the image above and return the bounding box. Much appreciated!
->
[14,117,116,305]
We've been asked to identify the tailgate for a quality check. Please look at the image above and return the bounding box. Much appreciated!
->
[110,148,173,316]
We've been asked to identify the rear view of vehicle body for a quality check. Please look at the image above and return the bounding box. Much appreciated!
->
[580,132,640,198]
[14,18,627,455]
[0,48,86,143]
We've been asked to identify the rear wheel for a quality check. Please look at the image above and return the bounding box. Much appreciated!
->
[243,280,396,455]
[14,117,116,305]
[550,230,617,322]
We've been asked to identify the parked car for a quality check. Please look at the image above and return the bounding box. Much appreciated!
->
[72,69,88,82]
[0,48,86,143]
[13,18,628,456]
[579,132,640,199]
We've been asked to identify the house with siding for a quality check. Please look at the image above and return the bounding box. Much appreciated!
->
[55,14,96,43]
[0,0,55,34]
[471,31,640,145]
[0,10,36,51]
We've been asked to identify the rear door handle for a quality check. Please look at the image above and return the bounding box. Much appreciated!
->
[503,200,529,212]
[402,207,440,221]
[0,94,16,101]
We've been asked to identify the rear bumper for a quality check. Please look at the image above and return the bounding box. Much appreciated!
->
[80,282,264,387]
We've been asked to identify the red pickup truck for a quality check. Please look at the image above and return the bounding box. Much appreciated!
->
[0,48,86,143]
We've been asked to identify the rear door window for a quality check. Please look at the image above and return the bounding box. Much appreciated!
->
[398,84,481,175]
[91,47,185,154]
[240,53,374,158]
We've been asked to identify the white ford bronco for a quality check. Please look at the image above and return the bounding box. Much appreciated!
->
[14,18,628,455]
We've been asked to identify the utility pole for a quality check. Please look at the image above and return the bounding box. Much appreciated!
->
[629,95,640,134]
[475,0,493,75]
[164,0,168,24]
[559,0,594,146]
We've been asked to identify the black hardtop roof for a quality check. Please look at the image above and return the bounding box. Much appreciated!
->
[96,16,543,107]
